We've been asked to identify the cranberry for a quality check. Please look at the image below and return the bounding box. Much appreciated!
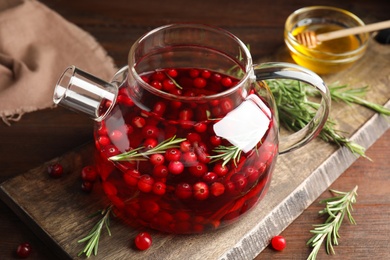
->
[16,242,32,258]
[81,181,94,193]
[152,182,166,195]
[152,101,167,116]
[163,79,176,92]
[124,169,141,186]
[202,171,218,183]
[221,76,233,87]
[231,173,248,191]
[189,162,208,177]
[142,125,160,139]
[181,151,198,166]
[193,182,209,200]
[81,165,98,182]
[210,135,222,146]
[189,69,200,78]
[150,153,165,165]
[132,116,146,128]
[109,129,124,142]
[194,122,207,133]
[211,182,225,197]
[201,70,211,78]
[271,235,286,251]
[193,77,207,88]
[211,73,222,82]
[134,232,152,251]
[165,148,181,161]
[213,163,228,177]
[47,163,63,178]
[153,164,169,178]
[175,183,192,199]
[151,80,163,90]
[179,109,193,121]
[152,71,166,81]
[180,140,192,152]
[166,69,178,78]
[138,175,154,193]
[143,138,158,149]
[168,161,184,175]
[97,135,110,146]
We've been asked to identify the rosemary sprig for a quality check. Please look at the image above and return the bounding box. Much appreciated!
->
[307,186,358,260]
[307,84,390,116]
[109,136,186,162]
[78,205,113,258]
[266,79,372,158]
[209,145,243,166]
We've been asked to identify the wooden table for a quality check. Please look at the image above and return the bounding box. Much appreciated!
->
[0,0,389,259]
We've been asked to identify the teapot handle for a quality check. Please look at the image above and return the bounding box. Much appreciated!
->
[253,62,331,154]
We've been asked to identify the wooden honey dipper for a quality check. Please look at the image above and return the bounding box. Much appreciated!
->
[296,20,390,48]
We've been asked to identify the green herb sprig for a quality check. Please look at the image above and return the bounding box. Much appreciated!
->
[209,145,243,166]
[266,79,390,158]
[109,136,186,162]
[78,205,113,258]
[307,186,358,260]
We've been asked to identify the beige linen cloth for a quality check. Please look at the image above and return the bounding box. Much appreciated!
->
[0,0,117,125]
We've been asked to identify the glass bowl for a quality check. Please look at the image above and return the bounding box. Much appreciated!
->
[284,6,370,74]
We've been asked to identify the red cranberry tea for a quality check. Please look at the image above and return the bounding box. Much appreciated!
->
[94,67,278,234]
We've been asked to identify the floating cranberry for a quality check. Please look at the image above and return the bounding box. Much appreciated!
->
[150,153,165,165]
[47,163,63,178]
[213,163,228,177]
[143,138,158,149]
[168,161,184,175]
[231,173,248,191]
[175,183,192,199]
[151,80,163,90]
[211,182,225,197]
[165,148,181,161]
[132,116,146,128]
[134,232,152,251]
[163,79,176,92]
[202,171,218,183]
[211,73,222,82]
[189,162,208,177]
[153,164,169,178]
[97,135,110,146]
[166,69,178,78]
[221,77,233,87]
[189,69,200,78]
[152,71,166,81]
[124,169,141,186]
[201,70,211,78]
[194,122,207,133]
[193,182,209,200]
[152,182,166,195]
[193,77,207,88]
[16,242,32,258]
[109,129,124,142]
[271,235,286,251]
[138,175,154,193]
[142,125,160,139]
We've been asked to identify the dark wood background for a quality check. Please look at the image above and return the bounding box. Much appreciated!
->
[0,0,389,259]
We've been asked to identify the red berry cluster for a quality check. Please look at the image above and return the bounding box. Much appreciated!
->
[93,67,277,234]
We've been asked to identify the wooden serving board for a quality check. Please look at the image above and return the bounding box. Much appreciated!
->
[1,41,389,260]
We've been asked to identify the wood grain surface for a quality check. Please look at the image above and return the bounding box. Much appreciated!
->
[0,0,389,259]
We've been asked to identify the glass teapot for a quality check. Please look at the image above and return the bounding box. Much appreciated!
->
[53,24,330,234]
